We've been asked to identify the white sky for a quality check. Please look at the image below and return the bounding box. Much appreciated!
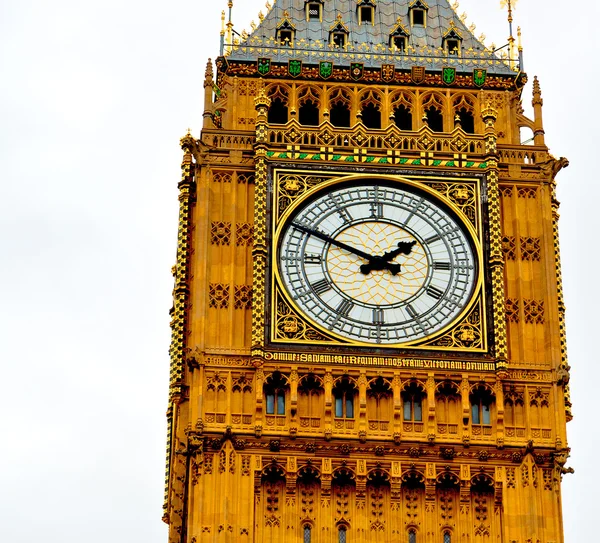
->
[0,0,597,541]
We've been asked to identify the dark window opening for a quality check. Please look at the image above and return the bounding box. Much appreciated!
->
[304,525,312,543]
[471,387,493,425]
[393,36,406,52]
[307,3,321,20]
[266,391,285,415]
[394,104,412,130]
[408,529,417,543]
[361,102,381,129]
[331,103,351,127]
[446,39,459,55]
[425,106,443,132]
[267,97,288,124]
[403,384,423,422]
[299,100,319,126]
[360,6,373,23]
[444,532,451,543]
[332,32,347,47]
[333,379,355,418]
[338,526,347,543]
[279,30,293,46]
[335,394,354,418]
[412,9,425,26]
[456,108,474,133]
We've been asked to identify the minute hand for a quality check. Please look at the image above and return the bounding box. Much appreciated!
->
[292,222,374,261]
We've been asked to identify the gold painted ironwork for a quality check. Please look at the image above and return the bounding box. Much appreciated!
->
[269,171,487,352]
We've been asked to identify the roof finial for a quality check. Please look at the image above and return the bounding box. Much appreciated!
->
[500,0,518,68]
[226,1,234,54]
[220,10,226,55]
[517,26,524,70]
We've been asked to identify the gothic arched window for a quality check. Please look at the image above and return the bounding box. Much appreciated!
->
[338,526,347,543]
[333,378,356,419]
[470,386,494,425]
[403,382,423,422]
[264,372,287,416]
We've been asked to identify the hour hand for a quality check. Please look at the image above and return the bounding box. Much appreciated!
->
[360,240,416,276]
[381,240,417,261]
[292,222,375,261]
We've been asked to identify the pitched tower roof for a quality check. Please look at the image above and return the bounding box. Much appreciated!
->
[225,0,516,76]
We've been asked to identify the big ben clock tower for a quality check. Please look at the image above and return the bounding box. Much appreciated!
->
[164,1,572,542]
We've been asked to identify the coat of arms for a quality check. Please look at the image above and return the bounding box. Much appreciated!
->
[288,59,302,78]
[473,68,487,88]
[411,66,425,84]
[442,67,456,85]
[320,61,333,79]
[257,57,271,76]
[381,64,395,82]
[350,63,364,81]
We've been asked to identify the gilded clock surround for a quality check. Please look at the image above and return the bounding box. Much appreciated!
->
[269,171,487,351]
[164,3,572,543]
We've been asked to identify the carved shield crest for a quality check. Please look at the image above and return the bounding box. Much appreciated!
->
[257,57,271,76]
[288,59,302,78]
[381,64,395,82]
[319,61,333,79]
[411,66,425,84]
[473,68,487,88]
[350,62,364,81]
[443,67,456,85]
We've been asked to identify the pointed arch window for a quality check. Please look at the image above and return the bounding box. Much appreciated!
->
[442,26,463,56]
[408,529,417,543]
[454,94,475,133]
[277,21,296,47]
[329,17,349,47]
[389,19,410,52]
[409,0,429,27]
[304,525,312,543]
[330,88,351,128]
[338,526,347,543]
[267,86,289,124]
[444,532,452,543]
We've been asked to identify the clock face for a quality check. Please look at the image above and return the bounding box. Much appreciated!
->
[276,181,478,345]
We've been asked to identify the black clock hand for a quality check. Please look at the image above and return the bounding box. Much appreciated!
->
[292,222,375,262]
[381,240,417,261]
[360,241,417,276]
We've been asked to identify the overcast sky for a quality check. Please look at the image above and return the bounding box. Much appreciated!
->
[0,1,597,541]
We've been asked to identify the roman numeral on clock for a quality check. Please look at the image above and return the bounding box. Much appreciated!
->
[373,308,384,325]
[424,233,442,244]
[337,299,354,317]
[304,253,322,264]
[369,201,383,219]
[426,285,445,300]
[433,261,451,271]
[311,279,331,295]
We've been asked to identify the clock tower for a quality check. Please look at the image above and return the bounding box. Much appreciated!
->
[164,1,572,542]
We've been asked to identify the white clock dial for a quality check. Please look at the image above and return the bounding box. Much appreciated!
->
[277,182,478,345]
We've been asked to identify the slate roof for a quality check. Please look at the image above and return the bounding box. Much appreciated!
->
[226,0,516,76]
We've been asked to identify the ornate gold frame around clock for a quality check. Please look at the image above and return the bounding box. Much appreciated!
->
[268,169,488,353]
